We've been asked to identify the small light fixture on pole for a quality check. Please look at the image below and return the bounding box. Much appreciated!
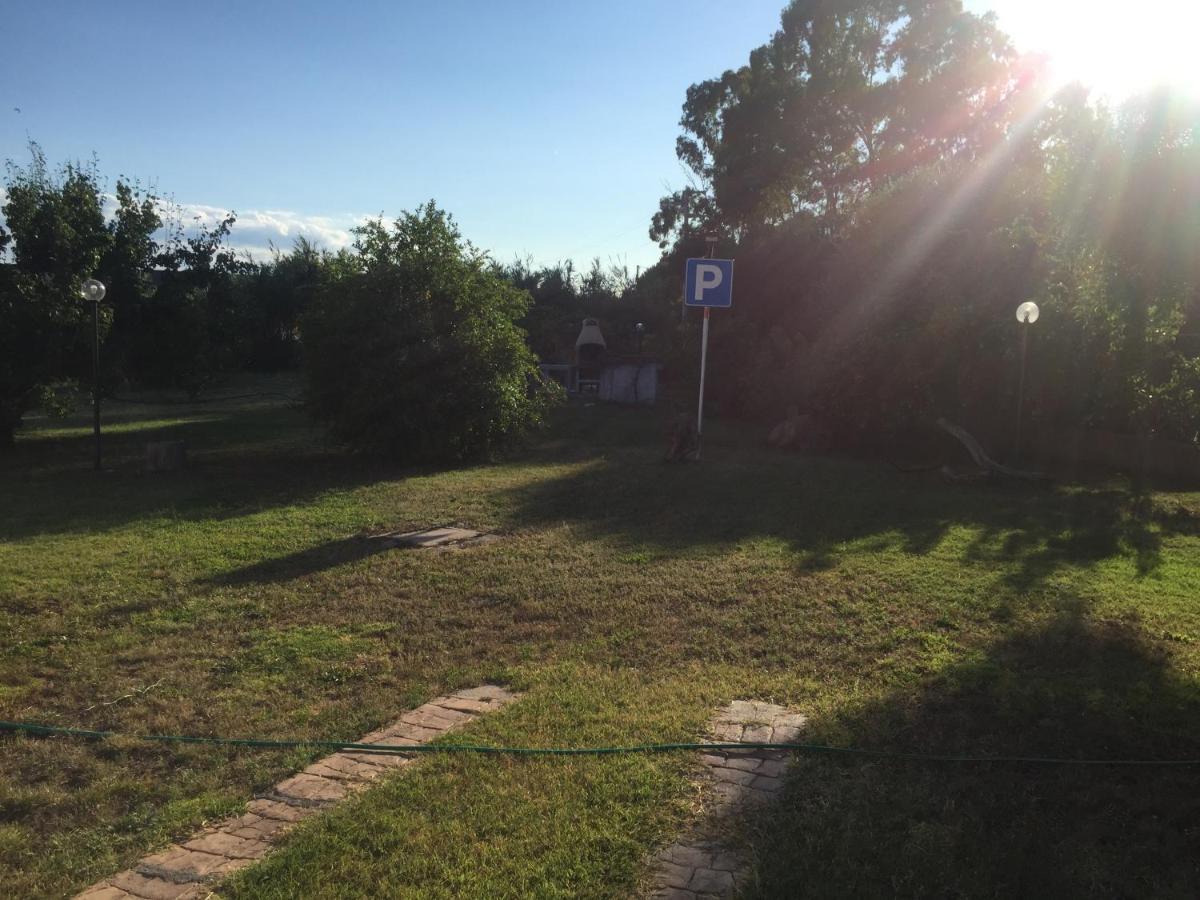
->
[81,277,106,471]
[635,321,645,356]
[1014,300,1039,462]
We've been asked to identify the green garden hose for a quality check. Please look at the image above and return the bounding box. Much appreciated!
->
[3,719,1199,766]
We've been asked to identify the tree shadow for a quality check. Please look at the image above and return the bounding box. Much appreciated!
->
[959,487,1181,589]
[205,535,395,587]
[0,406,401,542]
[500,444,1196,590]
[743,611,1200,898]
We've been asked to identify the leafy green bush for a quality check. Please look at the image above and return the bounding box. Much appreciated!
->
[302,203,554,460]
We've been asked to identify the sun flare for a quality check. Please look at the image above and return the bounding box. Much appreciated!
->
[988,0,1200,99]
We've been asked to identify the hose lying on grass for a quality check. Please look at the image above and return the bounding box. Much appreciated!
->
[3,719,1199,766]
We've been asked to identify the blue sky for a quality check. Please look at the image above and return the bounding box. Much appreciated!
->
[1,1,784,270]
[1,2,1171,271]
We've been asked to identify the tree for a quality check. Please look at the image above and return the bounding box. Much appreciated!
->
[95,181,164,390]
[641,0,1200,451]
[1,141,259,435]
[302,203,554,460]
[1039,90,1200,442]
[130,209,251,396]
[237,237,336,371]
[0,144,172,444]
[652,0,1026,246]
[0,147,108,446]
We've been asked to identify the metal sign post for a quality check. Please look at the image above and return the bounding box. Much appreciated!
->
[684,254,734,457]
[697,307,710,438]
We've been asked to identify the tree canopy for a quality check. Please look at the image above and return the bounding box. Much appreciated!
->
[641,1,1200,451]
[653,0,1028,245]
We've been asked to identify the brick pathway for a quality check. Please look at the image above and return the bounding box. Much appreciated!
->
[646,701,806,899]
[76,685,518,900]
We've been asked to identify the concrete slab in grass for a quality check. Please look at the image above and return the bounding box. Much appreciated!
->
[373,526,500,549]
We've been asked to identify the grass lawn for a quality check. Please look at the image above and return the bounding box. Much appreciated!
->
[3,376,1200,898]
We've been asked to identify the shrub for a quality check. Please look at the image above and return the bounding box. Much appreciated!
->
[302,203,554,460]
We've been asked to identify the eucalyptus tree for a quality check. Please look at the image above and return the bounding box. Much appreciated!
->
[652,0,1024,246]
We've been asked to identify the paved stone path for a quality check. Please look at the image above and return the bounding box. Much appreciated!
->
[646,700,806,899]
[76,685,518,900]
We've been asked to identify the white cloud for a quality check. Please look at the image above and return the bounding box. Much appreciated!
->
[2,193,370,264]
[162,201,363,261]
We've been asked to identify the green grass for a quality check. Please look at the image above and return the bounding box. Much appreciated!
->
[3,377,1200,897]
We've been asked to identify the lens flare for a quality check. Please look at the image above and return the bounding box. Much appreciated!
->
[985,0,1200,99]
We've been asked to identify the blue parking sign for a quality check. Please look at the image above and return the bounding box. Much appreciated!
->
[685,258,734,308]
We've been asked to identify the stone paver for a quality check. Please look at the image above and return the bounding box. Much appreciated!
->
[75,685,519,900]
[77,888,135,900]
[109,871,203,900]
[374,526,499,549]
[645,701,806,899]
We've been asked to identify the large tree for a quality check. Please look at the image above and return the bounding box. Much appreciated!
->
[0,148,109,446]
[642,1,1200,450]
[129,210,251,397]
[94,181,164,390]
[652,0,1025,245]
[241,237,330,371]
[0,143,251,443]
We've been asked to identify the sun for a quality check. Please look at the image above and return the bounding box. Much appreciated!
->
[983,0,1200,100]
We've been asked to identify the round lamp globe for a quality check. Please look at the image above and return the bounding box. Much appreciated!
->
[1016,301,1039,324]
[81,278,107,303]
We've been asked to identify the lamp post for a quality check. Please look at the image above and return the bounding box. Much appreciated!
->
[81,278,106,471]
[1014,300,1039,462]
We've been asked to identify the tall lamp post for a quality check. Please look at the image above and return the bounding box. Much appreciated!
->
[1014,300,1039,462]
[81,278,106,471]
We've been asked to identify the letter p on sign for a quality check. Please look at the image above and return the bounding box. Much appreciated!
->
[684,258,734,308]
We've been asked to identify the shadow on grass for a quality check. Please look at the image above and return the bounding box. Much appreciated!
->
[744,611,1200,898]
[207,536,392,587]
[0,396,619,547]
[501,445,1198,589]
[0,405,397,542]
[10,397,1194,592]
[959,488,1196,588]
